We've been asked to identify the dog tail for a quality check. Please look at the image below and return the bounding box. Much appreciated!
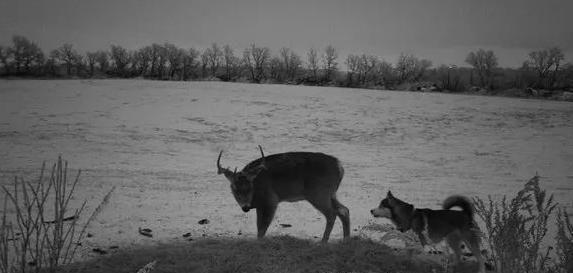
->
[443,195,474,219]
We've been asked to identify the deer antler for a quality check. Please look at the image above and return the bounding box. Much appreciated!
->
[217,151,230,175]
[257,145,267,170]
[258,145,265,158]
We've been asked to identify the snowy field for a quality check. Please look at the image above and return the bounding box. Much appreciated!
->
[1,79,572,258]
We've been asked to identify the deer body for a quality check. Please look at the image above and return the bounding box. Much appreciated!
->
[218,148,350,242]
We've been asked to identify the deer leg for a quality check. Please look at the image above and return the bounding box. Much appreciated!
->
[256,202,277,239]
[308,197,337,243]
[332,197,350,239]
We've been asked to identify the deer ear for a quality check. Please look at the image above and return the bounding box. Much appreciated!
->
[223,171,236,183]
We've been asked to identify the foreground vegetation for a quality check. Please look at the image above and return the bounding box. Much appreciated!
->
[0,157,114,273]
[473,175,572,273]
[1,35,572,101]
[1,158,572,272]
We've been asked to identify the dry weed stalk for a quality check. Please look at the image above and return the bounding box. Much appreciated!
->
[473,174,558,273]
[555,208,573,273]
[0,156,114,273]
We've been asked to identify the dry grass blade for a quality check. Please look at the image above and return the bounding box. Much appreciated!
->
[81,186,115,236]
[555,208,573,273]
[68,185,116,264]
[1,193,10,273]
[135,260,157,273]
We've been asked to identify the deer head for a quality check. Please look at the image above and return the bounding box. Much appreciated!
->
[217,146,266,212]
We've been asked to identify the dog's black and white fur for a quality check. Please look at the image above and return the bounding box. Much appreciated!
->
[371,191,485,273]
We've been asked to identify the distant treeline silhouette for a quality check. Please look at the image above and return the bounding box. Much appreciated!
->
[1,35,572,99]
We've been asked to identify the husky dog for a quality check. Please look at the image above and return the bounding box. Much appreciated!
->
[371,191,485,273]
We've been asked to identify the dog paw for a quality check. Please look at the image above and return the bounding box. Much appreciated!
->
[423,245,442,255]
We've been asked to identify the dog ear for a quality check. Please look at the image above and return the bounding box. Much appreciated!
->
[387,191,394,199]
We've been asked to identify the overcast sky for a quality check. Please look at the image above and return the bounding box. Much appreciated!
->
[1,0,572,68]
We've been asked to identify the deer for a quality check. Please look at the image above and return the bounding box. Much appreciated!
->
[217,146,350,242]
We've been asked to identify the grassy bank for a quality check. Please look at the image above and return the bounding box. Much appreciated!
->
[66,236,465,273]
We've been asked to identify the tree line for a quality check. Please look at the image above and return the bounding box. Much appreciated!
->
[0,35,572,96]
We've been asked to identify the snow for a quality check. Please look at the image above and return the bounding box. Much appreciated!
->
[1,79,572,259]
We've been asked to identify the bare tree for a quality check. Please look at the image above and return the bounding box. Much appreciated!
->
[254,45,271,83]
[0,45,12,75]
[279,47,302,83]
[110,45,130,77]
[396,53,432,84]
[128,50,141,76]
[44,57,58,77]
[345,54,386,87]
[558,62,573,89]
[222,45,240,81]
[374,59,394,87]
[465,49,498,89]
[182,47,200,80]
[51,43,82,76]
[358,54,378,85]
[11,35,44,74]
[269,56,282,82]
[133,46,153,76]
[345,54,360,86]
[307,47,319,83]
[287,51,302,82]
[86,52,98,76]
[149,44,163,78]
[157,44,169,79]
[163,43,184,80]
[204,43,223,77]
[322,45,338,82]
[279,47,290,81]
[436,65,463,92]
[201,49,210,78]
[414,59,432,81]
[94,50,109,73]
[72,53,85,77]
[243,44,270,83]
[523,47,564,89]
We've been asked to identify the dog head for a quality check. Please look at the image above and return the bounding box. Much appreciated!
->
[370,191,415,232]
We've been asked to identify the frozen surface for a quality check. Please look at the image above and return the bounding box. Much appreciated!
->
[1,79,572,258]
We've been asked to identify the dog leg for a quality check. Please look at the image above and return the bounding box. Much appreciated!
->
[417,232,440,254]
[417,232,429,253]
[466,233,486,273]
[446,233,463,267]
